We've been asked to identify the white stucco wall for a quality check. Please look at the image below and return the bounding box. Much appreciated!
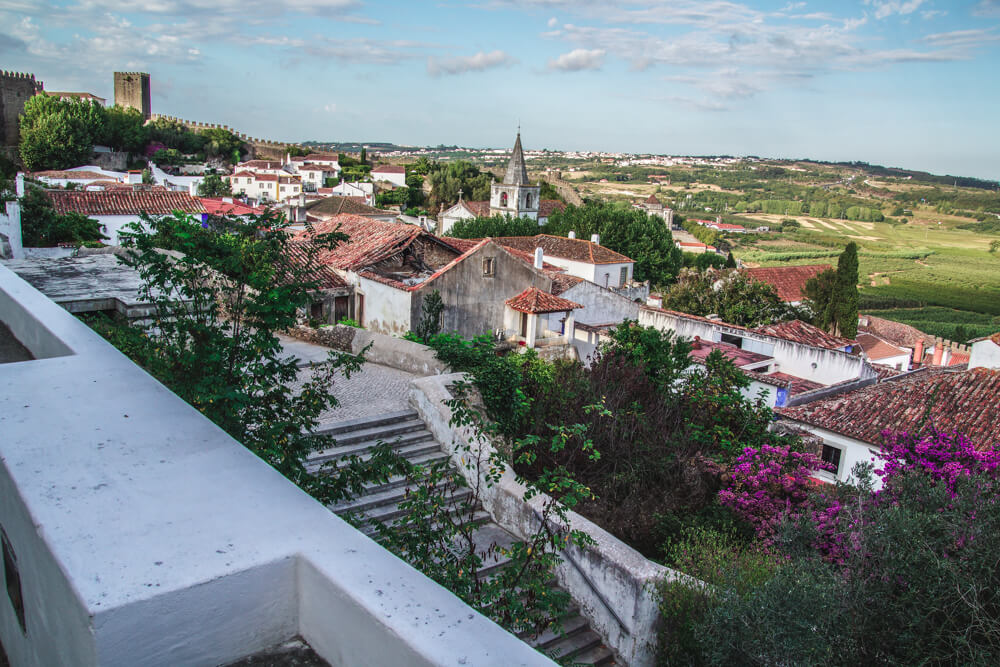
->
[789,424,882,487]
[372,171,406,188]
[871,351,911,371]
[0,263,550,667]
[554,280,639,330]
[93,214,146,245]
[357,275,413,336]
[969,339,1000,370]
[0,200,23,259]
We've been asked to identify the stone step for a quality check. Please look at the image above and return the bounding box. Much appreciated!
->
[312,409,419,436]
[333,477,458,514]
[307,432,437,469]
[360,508,492,538]
[544,628,604,663]
[572,644,617,665]
[313,418,427,448]
[348,450,453,494]
[526,614,590,649]
[358,486,477,525]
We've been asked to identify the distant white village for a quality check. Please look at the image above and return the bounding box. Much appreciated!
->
[2,68,999,667]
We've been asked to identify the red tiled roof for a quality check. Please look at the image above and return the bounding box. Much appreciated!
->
[238,160,284,169]
[460,200,491,217]
[872,363,906,380]
[199,198,268,216]
[538,199,566,218]
[550,273,584,295]
[306,196,392,218]
[33,170,112,181]
[295,154,339,162]
[744,264,831,302]
[688,338,772,367]
[645,194,660,204]
[858,314,933,349]
[496,234,633,265]
[440,237,480,253]
[506,287,583,314]
[778,368,1000,447]
[285,241,349,290]
[856,333,909,361]
[46,190,205,216]
[766,372,824,395]
[753,320,856,352]
[714,223,745,231]
[294,215,428,271]
[372,165,406,174]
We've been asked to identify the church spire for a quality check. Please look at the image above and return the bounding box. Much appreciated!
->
[503,131,529,186]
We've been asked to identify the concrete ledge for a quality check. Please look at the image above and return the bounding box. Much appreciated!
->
[286,324,447,377]
[410,373,680,666]
[0,265,549,667]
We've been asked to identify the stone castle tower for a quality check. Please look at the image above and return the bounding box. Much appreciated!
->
[489,132,540,221]
[114,72,151,119]
[0,70,43,147]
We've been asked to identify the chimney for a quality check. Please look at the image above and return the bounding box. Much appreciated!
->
[299,193,306,207]
[590,234,600,245]
[534,247,544,269]
[932,341,944,366]
[692,335,702,350]
[568,231,576,239]
[913,339,924,366]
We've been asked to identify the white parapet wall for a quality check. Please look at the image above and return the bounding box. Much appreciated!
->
[410,372,686,666]
[0,264,550,667]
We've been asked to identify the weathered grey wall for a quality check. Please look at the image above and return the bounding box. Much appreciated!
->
[411,241,552,339]
[1,70,41,147]
[113,72,150,118]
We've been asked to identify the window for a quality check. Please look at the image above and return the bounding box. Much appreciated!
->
[720,333,743,348]
[525,193,532,208]
[821,445,842,475]
[619,266,628,285]
[280,186,286,192]
[483,257,496,277]
[500,192,508,207]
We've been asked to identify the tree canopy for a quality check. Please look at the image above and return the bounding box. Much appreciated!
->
[19,186,106,247]
[447,214,540,239]
[661,268,796,327]
[804,242,859,338]
[544,201,684,285]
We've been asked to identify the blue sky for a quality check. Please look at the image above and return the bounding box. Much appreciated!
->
[3,0,999,179]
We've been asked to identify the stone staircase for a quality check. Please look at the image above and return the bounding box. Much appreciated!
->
[307,410,616,665]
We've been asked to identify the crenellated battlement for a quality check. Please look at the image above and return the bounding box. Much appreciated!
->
[1,70,43,146]
[149,113,292,149]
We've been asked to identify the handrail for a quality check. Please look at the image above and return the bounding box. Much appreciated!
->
[528,505,631,636]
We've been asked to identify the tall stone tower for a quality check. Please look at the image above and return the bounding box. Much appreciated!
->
[489,132,540,221]
[0,70,43,147]
[114,72,151,119]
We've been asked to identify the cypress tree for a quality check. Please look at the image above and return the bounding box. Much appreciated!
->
[832,242,859,338]
[725,251,737,268]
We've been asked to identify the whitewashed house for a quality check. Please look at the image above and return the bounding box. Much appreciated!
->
[44,190,206,245]
[371,165,407,188]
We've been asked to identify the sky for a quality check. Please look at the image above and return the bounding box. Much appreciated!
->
[2,0,999,179]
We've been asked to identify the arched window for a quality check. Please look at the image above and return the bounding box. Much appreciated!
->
[500,192,508,207]
[525,193,532,208]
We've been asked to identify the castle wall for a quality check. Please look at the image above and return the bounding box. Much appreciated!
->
[1,71,43,147]
[113,72,151,119]
[147,114,290,158]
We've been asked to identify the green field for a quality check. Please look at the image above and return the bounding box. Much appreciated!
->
[734,215,1000,339]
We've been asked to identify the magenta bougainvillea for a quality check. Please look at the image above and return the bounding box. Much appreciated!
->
[717,444,833,546]
[719,429,1000,561]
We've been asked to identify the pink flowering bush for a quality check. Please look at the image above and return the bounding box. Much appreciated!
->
[717,443,833,546]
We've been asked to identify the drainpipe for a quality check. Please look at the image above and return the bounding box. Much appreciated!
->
[534,247,544,269]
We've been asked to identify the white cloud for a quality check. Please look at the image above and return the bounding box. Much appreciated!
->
[864,0,927,20]
[427,49,516,76]
[323,103,337,112]
[920,28,1000,47]
[548,47,605,71]
[547,16,557,27]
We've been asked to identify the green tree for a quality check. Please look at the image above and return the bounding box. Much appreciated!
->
[197,173,232,197]
[19,95,97,171]
[412,290,444,341]
[833,242,859,338]
[359,146,367,164]
[99,105,149,153]
[447,214,539,239]
[19,186,106,247]
[662,269,794,327]
[724,251,737,268]
[199,128,245,162]
[427,160,492,211]
[544,201,684,285]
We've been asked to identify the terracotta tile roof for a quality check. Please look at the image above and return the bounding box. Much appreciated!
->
[294,215,427,271]
[32,170,112,181]
[645,194,660,204]
[496,234,633,265]
[440,237,481,253]
[285,241,349,290]
[856,333,909,361]
[460,200,491,217]
[238,160,285,170]
[199,198,268,216]
[688,337,773,367]
[858,314,933,349]
[550,273,584,296]
[714,223,745,231]
[46,190,205,216]
[872,363,906,380]
[506,287,583,314]
[538,199,566,218]
[766,372,824,395]
[296,154,339,162]
[778,368,1000,447]
[753,320,856,352]
[372,165,406,174]
[306,196,392,218]
[744,264,831,302]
